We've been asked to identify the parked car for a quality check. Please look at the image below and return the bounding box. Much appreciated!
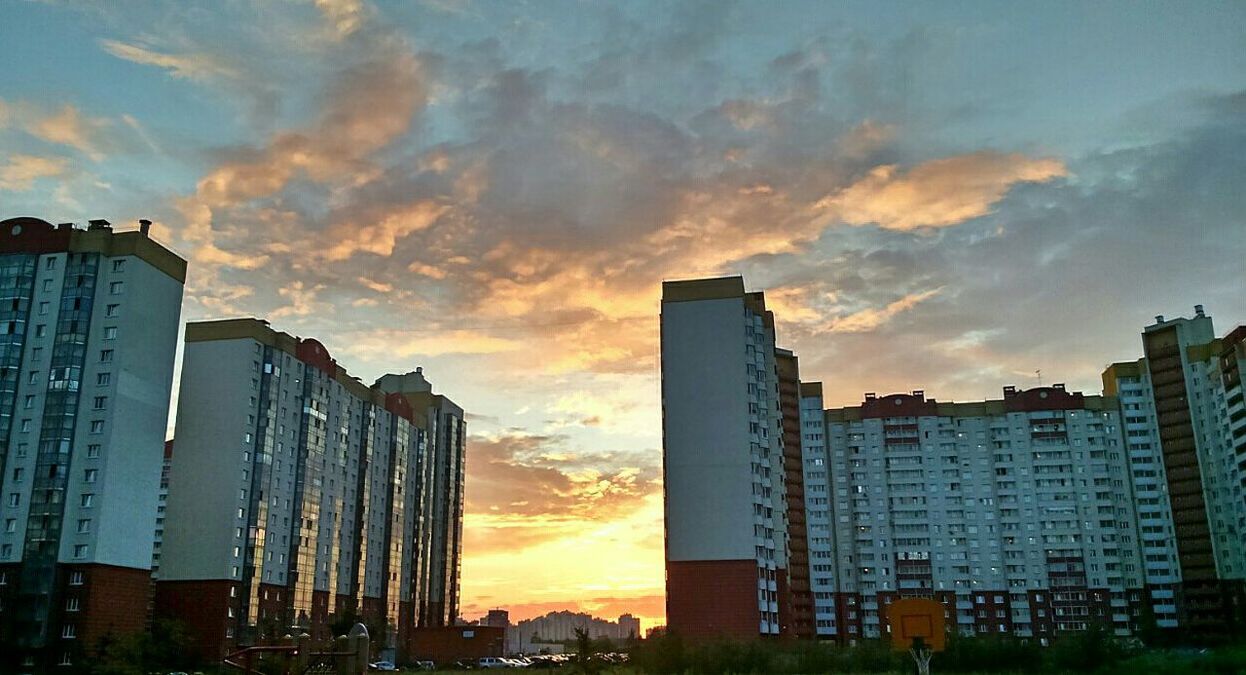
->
[369,661,398,671]
[412,660,436,670]
[477,657,510,669]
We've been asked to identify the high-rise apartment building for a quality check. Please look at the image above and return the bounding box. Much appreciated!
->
[156,319,466,662]
[802,385,1147,641]
[151,440,173,579]
[376,371,466,628]
[1103,307,1246,634]
[661,277,801,639]
[661,276,1245,643]
[0,217,185,672]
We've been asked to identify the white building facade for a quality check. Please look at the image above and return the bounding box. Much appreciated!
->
[0,217,185,672]
[661,277,794,639]
[1104,307,1246,634]
[158,319,465,662]
[802,386,1146,641]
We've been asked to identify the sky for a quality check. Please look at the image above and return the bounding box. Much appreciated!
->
[2,0,1245,631]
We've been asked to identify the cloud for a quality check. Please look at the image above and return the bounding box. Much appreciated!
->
[0,155,69,191]
[465,431,658,522]
[29,105,109,161]
[338,329,522,358]
[824,287,944,333]
[314,0,370,40]
[320,201,448,261]
[819,151,1067,231]
[99,39,241,82]
[270,281,324,318]
[0,99,111,160]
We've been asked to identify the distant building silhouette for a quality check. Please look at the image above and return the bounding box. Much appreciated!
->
[505,610,641,653]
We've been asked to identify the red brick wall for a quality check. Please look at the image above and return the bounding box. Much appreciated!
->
[410,626,504,664]
[156,579,236,661]
[59,563,151,656]
[667,559,760,640]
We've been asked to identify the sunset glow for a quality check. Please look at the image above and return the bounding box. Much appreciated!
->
[3,0,1245,633]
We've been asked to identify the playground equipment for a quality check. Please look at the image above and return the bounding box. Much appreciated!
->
[222,623,371,675]
[886,598,946,675]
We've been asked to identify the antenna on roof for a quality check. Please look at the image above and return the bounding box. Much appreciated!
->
[1035,369,1042,386]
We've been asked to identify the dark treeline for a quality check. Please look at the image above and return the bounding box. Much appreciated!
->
[628,626,1246,675]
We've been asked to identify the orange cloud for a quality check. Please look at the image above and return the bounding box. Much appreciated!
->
[0,155,69,191]
[825,288,944,333]
[820,151,1067,230]
[30,105,108,160]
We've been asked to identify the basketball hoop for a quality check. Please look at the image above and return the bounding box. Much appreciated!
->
[886,598,945,675]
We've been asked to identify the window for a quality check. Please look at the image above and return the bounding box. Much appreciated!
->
[92,396,107,410]
[97,372,110,386]
[111,259,126,272]
[11,468,22,482]
[105,303,119,317]
[8,493,20,507]
[84,469,98,483]
[35,324,46,337]
[62,623,76,638]
[20,419,30,432]
[65,597,79,612]
[38,301,49,315]
[77,519,91,533]
[109,281,124,295]
[31,347,41,360]
[89,420,105,433]
[27,372,38,384]
[72,544,87,559]
[1,544,11,558]
[87,444,100,458]
[69,571,84,585]
[15,443,26,458]
[42,279,52,292]
[45,257,57,270]
[103,326,118,340]
[23,394,34,409]
[100,349,113,362]
[81,494,94,508]
[4,519,14,532]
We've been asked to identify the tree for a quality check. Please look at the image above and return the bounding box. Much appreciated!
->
[573,627,604,675]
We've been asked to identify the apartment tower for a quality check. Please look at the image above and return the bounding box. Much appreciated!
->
[802,385,1146,641]
[0,217,185,672]
[1103,307,1246,635]
[156,319,466,661]
[375,370,466,628]
[660,276,802,639]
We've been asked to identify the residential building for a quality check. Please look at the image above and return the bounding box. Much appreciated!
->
[617,613,641,640]
[660,276,1245,643]
[156,320,466,662]
[505,610,640,653]
[0,217,185,672]
[804,385,1146,641]
[151,440,173,579]
[660,276,801,639]
[375,370,466,628]
[1102,307,1246,635]
[482,608,509,628]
